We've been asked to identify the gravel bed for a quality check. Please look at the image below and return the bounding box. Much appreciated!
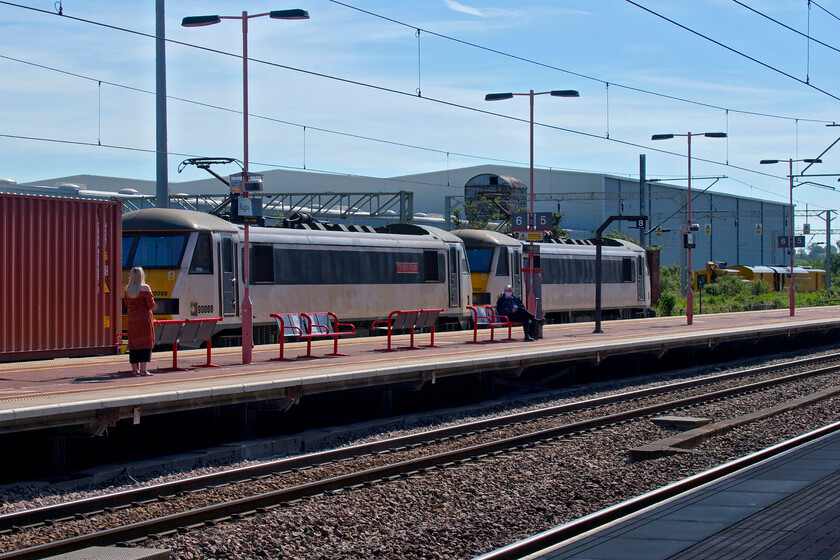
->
[1,348,839,558]
[4,364,838,553]
[154,396,840,560]
[2,347,833,515]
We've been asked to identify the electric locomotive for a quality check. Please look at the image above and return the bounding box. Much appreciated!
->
[453,229,651,322]
[121,208,472,344]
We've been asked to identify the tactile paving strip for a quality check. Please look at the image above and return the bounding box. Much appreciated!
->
[670,469,840,559]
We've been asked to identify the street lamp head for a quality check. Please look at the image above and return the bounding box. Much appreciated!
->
[804,159,822,164]
[704,132,727,138]
[651,134,674,141]
[270,9,310,20]
[550,90,580,97]
[760,159,779,165]
[182,15,221,27]
[485,93,514,101]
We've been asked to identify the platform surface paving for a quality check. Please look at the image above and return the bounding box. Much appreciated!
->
[1,307,839,436]
[526,427,840,560]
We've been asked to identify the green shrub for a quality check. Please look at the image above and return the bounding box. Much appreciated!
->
[747,279,770,296]
[659,264,682,295]
[703,275,744,297]
[658,291,677,316]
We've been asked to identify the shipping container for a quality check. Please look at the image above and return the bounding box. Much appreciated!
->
[0,193,122,361]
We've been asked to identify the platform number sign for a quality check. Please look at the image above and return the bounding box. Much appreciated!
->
[778,235,806,249]
[534,212,552,231]
[511,212,553,232]
[635,218,647,229]
[511,212,528,232]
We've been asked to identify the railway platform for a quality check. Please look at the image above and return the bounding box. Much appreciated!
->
[1,307,839,440]
[494,423,840,560]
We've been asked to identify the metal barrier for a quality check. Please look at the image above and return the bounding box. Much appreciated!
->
[373,308,443,352]
[153,317,221,371]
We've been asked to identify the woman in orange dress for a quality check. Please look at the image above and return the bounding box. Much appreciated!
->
[124,266,155,376]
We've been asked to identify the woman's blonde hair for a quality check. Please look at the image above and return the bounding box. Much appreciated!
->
[125,266,145,298]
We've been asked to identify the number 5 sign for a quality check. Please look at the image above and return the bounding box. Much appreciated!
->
[533,212,552,231]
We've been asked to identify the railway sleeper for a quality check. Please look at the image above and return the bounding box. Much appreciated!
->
[630,384,840,461]
[281,499,303,507]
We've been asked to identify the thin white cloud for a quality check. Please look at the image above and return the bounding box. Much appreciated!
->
[444,0,515,18]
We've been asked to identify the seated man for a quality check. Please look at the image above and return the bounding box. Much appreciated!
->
[496,284,541,342]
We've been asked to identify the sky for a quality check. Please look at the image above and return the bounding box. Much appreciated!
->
[2,0,840,222]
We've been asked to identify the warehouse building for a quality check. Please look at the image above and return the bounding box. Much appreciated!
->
[6,164,788,271]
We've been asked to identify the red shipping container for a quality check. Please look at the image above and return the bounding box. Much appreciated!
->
[0,193,122,361]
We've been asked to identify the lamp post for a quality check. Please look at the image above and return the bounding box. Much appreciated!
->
[486,89,579,318]
[759,158,822,317]
[651,131,726,326]
[183,8,309,364]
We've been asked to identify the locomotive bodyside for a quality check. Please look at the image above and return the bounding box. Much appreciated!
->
[122,209,472,342]
[454,229,650,321]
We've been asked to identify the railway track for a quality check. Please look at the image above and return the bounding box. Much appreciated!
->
[475,420,840,560]
[2,352,840,559]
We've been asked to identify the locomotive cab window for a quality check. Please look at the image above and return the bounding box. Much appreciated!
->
[465,248,493,273]
[189,233,213,274]
[123,233,188,268]
[121,236,135,268]
[496,248,509,276]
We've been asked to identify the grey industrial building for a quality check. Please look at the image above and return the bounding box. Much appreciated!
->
[5,163,788,272]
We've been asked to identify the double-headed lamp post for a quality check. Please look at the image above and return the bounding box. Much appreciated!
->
[485,89,579,316]
[651,131,726,326]
[183,8,309,364]
[759,158,822,317]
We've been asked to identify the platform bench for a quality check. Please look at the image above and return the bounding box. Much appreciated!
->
[466,305,515,343]
[270,312,356,361]
[152,317,221,371]
[372,308,443,352]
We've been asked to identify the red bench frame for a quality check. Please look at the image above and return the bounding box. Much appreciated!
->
[372,308,443,352]
[270,312,356,361]
[466,305,515,343]
[150,317,221,371]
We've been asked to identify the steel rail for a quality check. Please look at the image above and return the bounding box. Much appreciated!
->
[3,361,839,559]
[2,352,838,533]
[474,420,840,560]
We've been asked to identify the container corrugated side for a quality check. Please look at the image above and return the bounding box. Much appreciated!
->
[0,193,122,361]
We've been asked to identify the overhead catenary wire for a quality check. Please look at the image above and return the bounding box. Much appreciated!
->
[0,23,802,188]
[0,53,529,168]
[626,0,840,103]
[326,0,831,124]
[731,0,840,56]
[810,1,840,24]
[0,0,833,209]
[1,0,830,126]
[0,131,515,192]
